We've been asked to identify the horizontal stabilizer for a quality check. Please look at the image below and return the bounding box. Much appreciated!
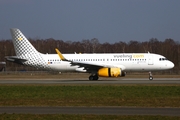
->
[5,56,27,64]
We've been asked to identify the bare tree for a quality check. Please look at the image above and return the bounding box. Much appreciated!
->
[90,38,99,53]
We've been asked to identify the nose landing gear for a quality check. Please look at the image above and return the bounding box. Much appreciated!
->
[149,72,153,80]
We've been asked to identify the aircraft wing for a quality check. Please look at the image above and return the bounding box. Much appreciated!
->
[55,49,125,72]
[71,61,102,72]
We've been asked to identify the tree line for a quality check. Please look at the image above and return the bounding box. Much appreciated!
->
[0,38,179,73]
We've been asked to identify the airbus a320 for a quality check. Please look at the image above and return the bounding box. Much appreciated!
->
[6,28,174,80]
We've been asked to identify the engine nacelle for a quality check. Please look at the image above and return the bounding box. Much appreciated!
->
[98,67,124,77]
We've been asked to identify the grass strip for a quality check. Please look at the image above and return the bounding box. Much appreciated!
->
[0,114,180,120]
[0,85,179,107]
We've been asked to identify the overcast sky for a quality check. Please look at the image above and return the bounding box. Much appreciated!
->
[0,0,180,43]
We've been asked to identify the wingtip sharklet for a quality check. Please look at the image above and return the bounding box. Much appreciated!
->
[55,48,68,61]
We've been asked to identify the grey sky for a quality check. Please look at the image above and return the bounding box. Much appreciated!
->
[0,0,180,43]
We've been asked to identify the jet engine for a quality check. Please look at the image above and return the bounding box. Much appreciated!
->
[97,67,125,77]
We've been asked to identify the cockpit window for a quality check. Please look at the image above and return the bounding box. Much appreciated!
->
[159,58,168,61]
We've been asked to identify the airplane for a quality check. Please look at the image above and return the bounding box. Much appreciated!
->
[5,28,174,80]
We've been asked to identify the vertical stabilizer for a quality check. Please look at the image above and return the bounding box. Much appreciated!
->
[10,28,38,56]
[10,28,51,70]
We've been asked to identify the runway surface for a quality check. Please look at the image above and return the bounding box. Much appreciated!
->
[0,78,180,116]
[0,78,180,84]
[0,107,180,116]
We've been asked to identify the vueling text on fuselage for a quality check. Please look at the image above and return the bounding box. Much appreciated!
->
[114,54,144,59]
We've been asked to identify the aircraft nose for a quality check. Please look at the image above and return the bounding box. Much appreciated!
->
[168,61,174,69]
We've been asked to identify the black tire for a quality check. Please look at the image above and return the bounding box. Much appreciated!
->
[89,76,94,80]
[149,76,153,80]
[89,75,99,80]
[93,75,99,80]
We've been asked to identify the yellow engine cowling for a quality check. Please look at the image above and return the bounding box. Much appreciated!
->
[98,67,123,77]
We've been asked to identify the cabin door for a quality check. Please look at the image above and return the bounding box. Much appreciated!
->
[148,54,153,65]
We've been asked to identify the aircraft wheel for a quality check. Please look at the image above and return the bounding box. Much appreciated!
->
[89,75,94,81]
[89,75,99,80]
[93,75,99,80]
[149,76,153,80]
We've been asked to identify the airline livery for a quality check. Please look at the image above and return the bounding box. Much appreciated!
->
[6,28,174,80]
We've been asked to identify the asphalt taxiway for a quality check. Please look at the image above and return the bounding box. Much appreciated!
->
[0,107,180,116]
[0,78,180,84]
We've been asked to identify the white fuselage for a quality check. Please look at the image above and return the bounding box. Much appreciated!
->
[37,53,174,72]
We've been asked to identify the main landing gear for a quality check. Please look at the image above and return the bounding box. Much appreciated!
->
[89,74,99,80]
[149,72,153,80]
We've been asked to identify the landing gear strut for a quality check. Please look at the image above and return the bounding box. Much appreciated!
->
[89,74,99,80]
[149,72,153,80]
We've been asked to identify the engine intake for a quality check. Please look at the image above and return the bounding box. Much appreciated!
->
[98,67,124,77]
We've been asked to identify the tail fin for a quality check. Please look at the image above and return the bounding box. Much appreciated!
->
[10,28,38,56]
[9,28,50,70]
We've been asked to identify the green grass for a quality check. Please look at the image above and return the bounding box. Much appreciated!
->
[0,114,180,120]
[0,85,180,107]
